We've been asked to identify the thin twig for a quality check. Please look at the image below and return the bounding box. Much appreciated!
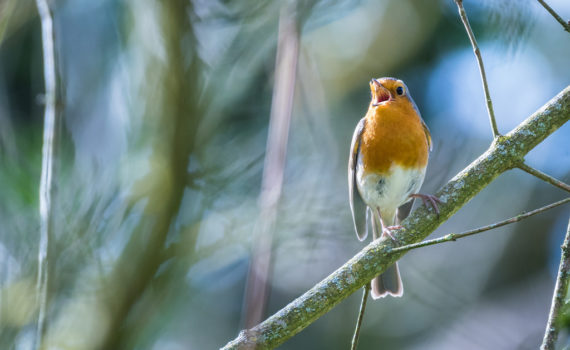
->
[391,197,570,254]
[537,0,570,33]
[541,218,570,349]
[350,283,371,350]
[34,0,58,347]
[518,163,570,193]
[454,0,500,138]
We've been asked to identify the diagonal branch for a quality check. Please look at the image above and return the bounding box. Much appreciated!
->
[518,163,570,193]
[391,197,570,254]
[541,218,570,349]
[537,0,570,33]
[222,86,570,349]
[454,0,500,138]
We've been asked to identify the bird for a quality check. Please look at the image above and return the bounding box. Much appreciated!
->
[348,77,439,299]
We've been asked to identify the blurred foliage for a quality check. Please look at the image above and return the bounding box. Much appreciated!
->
[0,0,569,349]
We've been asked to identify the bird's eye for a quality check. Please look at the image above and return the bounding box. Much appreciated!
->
[396,86,404,95]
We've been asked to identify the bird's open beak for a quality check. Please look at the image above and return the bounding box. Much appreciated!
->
[370,79,391,106]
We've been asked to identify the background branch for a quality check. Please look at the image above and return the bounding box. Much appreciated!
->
[242,2,299,328]
[34,0,59,346]
[537,0,570,33]
[541,218,570,349]
[454,0,500,138]
[97,2,201,348]
[222,86,570,349]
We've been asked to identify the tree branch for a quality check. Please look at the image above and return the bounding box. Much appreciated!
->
[518,163,570,193]
[222,86,570,349]
[541,218,570,349]
[454,0,500,138]
[390,197,570,254]
[537,0,570,33]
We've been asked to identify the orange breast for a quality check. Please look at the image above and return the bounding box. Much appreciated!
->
[360,101,429,175]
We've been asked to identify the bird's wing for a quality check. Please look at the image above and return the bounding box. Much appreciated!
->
[409,95,432,152]
[421,118,432,152]
[349,117,368,241]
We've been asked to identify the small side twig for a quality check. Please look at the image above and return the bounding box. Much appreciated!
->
[541,218,570,350]
[518,163,570,193]
[350,283,371,350]
[537,0,570,33]
[391,197,570,254]
[454,0,500,138]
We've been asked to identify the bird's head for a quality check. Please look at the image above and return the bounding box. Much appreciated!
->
[369,77,410,107]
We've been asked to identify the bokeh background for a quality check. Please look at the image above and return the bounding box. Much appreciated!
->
[1,0,569,349]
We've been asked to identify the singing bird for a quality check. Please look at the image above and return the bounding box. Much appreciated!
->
[348,77,439,299]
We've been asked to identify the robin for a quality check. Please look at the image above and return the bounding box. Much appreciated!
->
[348,77,439,299]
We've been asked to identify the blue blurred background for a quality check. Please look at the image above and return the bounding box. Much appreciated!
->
[0,0,569,349]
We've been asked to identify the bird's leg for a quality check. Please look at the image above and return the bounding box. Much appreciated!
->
[376,208,402,243]
[410,193,442,216]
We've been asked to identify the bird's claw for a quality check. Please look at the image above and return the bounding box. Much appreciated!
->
[410,193,441,217]
[383,225,403,244]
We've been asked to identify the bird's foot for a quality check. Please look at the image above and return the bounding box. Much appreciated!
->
[410,193,441,217]
[383,225,403,243]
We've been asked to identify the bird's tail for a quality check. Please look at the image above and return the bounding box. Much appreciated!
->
[370,209,403,299]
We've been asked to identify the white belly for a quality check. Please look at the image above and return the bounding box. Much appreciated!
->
[356,161,426,217]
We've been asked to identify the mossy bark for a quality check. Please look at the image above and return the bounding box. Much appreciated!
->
[222,86,570,350]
